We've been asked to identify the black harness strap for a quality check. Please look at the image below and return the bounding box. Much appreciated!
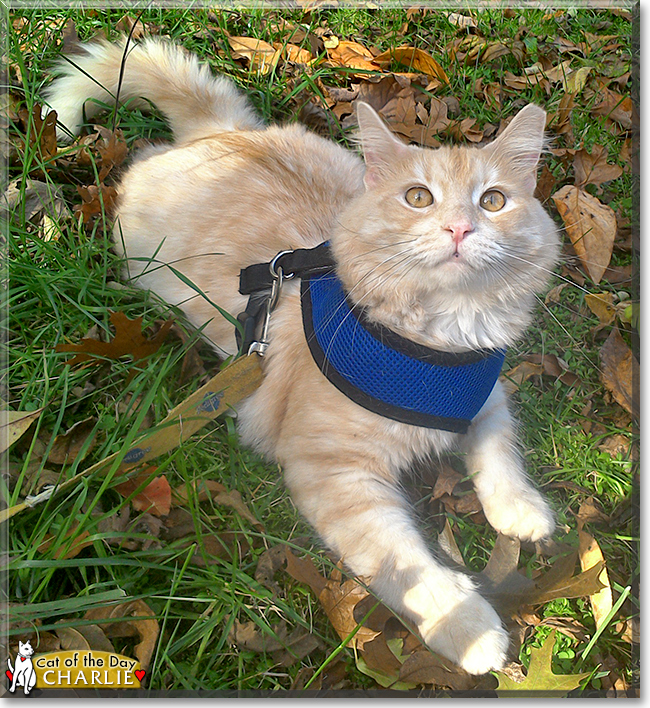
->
[239,242,335,295]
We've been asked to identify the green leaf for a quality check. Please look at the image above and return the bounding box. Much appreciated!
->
[496,631,590,696]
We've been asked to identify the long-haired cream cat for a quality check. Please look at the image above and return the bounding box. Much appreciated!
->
[46,37,559,675]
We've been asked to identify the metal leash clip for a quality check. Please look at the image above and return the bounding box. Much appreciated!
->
[248,250,294,356]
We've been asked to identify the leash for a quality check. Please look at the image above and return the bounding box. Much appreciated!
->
[1,353,264,524]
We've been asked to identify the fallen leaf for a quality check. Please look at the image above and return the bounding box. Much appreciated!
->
[96,128,128,181]
[275,42,312,64]
[47,417,97,465]
[228,36,280,74]
[353,75,417,128]
[599,327,638,417]
[585,292,617,326]
[446,12,477,29]
[285,547,328,596]
[255,545,287,594]
[230,619,322,667]
[74,183,118,224]
[578,529,613,630]
[573,145,623,190]
[318,573,379,652]
[551,185,616,283]
[213,488,263,530]
[84,599,158,670]
[591,88,633,130]
[496,630,590,695]
[399,649,477,689]
[38,524,92,560]
[18,103,57,162]
[115,471,171,517]
[56,311,174,367]
[437,519,465,566]
[0,408,43,455]
[523,353,580,387]
[327,40,379,75]
[503,360,544,387]
[54,620,115,653]
[372,46,449,84]
[528,557,607,605]
[431,463,462,500]
[563,66,591,94]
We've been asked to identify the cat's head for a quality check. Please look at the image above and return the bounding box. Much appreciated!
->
[18,641,34,657]
[331,102,560,349]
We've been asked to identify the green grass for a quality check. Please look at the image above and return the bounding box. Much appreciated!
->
[3,5,637,695]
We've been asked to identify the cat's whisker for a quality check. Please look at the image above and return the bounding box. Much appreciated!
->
[501,250,595,297]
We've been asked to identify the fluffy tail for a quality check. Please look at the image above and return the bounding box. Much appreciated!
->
[44,36,263,143]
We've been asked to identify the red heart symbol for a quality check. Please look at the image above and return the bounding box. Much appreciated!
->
[20,657,26,662]
[6,669,13,681]
[134,669,146,682]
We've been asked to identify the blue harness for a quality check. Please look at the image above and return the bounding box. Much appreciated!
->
[239,243,506,434]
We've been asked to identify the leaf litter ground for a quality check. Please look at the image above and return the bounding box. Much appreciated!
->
[4,6,638,695]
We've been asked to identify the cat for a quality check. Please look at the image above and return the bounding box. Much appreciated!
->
[45,36,560,675]
[7,640,37,694]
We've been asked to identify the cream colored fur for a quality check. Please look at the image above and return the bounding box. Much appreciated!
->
[45,36,560,675]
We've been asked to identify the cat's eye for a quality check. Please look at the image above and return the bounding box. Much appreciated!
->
[405,186,433,208]
[480,189,506,212]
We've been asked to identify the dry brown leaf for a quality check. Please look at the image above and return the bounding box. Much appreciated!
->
[354,75,417,128]
[214,488,263,529]
[97,128,129,181]
[275,42,312,64]
[573,145,623,190]
[285,547,328,596]
[599,327,638,417]
[318,574,379,651]
[228,36,280,75]
[399,649,477,689]
[74,183,118,224]
[585,292,617,326]
[18,103,57,162]
[230,619,322,666]
[84,599,158,670]
[578,529,613,630]
[56,311,173,367]
[431,463,462,500]
[47,417,97,465]
[551,185,616,283]
[591,87,633,130]
[503,360,544,387]
[437,519,465,566]
[327,40,379,75]
[38,524,92,560]
[372,46,449,84]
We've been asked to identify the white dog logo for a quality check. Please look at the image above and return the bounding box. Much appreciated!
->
[7,640,37,695]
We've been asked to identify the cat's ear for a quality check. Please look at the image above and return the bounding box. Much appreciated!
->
[485,104,546,192]
[356,102,410,188]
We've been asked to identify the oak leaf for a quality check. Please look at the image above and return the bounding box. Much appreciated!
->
[496,630,589,695]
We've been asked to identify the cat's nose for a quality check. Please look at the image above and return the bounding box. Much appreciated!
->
[445,220,474,244]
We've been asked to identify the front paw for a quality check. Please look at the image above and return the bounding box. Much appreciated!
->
[481,487,555,542]
[420,589,509,675]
